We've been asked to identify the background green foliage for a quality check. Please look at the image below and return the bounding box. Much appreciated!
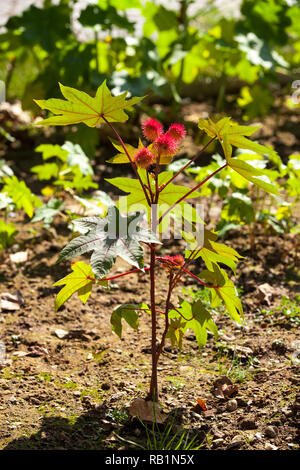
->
[1,0,300,117]
[0,0,299,251]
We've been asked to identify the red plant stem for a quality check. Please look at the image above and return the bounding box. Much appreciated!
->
[102,258,214,288]
[102,266,150,281]
[154,151,161,203]
[161,136,216,191]
[154,273,173,367]
[181,266,215,288]
[171,307,194,322]
[155,256,215,288]
[158,163,228,226]
[101,116,152,207]
[171,241,203,289]
[147,171,154,204]
[148,244,158,401]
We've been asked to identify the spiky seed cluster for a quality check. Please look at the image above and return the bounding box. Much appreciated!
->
[134,147,155,169]
[153,134,178,157]
[141,118,186,162]
[171,255,185,267]
[161,255,185,270]
[166,123,186,142]
[142,118,163,141]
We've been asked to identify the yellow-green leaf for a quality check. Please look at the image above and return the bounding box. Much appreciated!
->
[3,176,42,218]
[228,157,279,195]
[107,170,203,233]
[169,299,218,349]
[106,138,144,164]
[166,318,186,349]
[183,229,242,274]
[52,261,99,311]
[34,81,143,127]
[110,303,148,339]
[199,264,243,324]
[198,117,275,163]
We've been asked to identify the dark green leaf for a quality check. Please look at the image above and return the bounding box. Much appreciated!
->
[110,303,148,339]
[57,206,161,278]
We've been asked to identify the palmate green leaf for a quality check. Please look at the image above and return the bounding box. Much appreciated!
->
[165,318,186,350]
[198,117,275,161]
[0,220,18,250]
[106,138,144,164]
[198,117,279,195]
[106,170,203,233]
[52,261,103,311]
[31,198,64,227]
[54,167,97,193]
[57,206,161,279]
[31,162,59,180]
[183,229,242,274]
[227,151,265,189]
[110,302,148,339]
[34,81,144,127]
[221,192,255,224]
[3,176,42,218]
[35,144,68,161]
[62,141,93,176]
[199,263,243,324]
[227,157,279,195]
[168,299,218,349]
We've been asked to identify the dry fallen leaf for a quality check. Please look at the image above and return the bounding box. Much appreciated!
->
[128,398,168,424]
[212,376,238,400]
[54,328,69,339]
[0,291,24,311]
[191,399,216,417]
[196,399,207,411]
[223,344,253,359]
[9,251,28,264]
[257,283,274,306]
[202,409,217,418]
[12,351,29,358]
[28,346,49,357]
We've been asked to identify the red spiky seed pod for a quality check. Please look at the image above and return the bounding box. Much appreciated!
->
[142,118,163,141]
[134,147,155,169]
[153,133,178,156]
[171,255,185,267]
[160,255,185,270]
[166,123,186,142]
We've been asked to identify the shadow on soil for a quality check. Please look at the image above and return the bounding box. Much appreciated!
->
[3,407,112,450]
[2,405,204,450]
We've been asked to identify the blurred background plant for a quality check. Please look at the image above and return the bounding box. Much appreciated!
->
[1,0,300,114]
[0,0,300,249]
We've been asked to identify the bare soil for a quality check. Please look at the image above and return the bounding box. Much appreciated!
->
[0,211,299,451]
[0,98,299,451]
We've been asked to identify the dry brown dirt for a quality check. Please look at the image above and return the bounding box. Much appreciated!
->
[0,212,299,451]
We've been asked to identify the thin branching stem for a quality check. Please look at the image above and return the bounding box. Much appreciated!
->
[102,266,150,281]
[155,256,215,288]
[148,243,158,401]
[154,273,173,370]
[158,162,228,226]
[102,116,152,206]
[161,136,216,191]
[171,306,194,322]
